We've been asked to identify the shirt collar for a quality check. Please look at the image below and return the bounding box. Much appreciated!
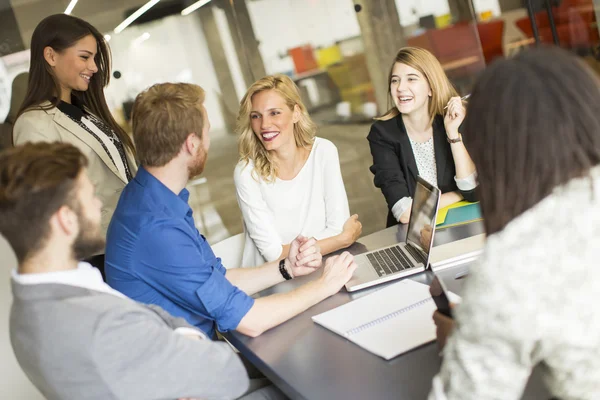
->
[11,262,127,299]
[134,166,192,218]
[57,96,86,121]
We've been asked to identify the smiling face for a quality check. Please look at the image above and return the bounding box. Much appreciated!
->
[390,62,432,116]
[44,34,99,96]
[250,89,300,152]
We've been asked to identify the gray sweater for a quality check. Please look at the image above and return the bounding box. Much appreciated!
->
[10,281,250,400]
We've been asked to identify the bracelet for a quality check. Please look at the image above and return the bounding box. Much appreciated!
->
[447,133,462,144]
[279,259,293,280]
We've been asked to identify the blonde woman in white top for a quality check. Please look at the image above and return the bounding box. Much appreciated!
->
[234,74,361,267]
[429,47,600,399]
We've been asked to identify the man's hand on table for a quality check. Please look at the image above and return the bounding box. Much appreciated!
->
[318,251,357,296]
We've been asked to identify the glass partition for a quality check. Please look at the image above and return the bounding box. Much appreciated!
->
[3,0,597,242]
[224,0,487,238]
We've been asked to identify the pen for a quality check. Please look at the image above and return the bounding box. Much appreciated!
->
[455,270,469,280]
[444,94,471,109]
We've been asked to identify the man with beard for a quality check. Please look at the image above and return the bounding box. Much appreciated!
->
[1,142,251,399]
[105,83,357,342]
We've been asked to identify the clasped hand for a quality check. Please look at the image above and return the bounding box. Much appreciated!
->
[286,235,323,277]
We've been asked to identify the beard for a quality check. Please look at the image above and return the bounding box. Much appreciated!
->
[72,208,105,261]
[188,147,208,178]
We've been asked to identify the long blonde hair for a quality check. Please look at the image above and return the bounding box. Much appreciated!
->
[376,47,458,126]
[237,74,316,182]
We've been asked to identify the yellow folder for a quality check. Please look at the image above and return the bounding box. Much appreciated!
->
[436,201,482,228]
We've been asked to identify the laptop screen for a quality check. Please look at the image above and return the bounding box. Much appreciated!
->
[406,178,440,263]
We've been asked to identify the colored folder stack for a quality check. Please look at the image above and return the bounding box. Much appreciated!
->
[436,201,482,229]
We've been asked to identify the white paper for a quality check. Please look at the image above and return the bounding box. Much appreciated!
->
[312,279,437,360]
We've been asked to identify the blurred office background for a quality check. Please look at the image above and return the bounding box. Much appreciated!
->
[1,0,599,396]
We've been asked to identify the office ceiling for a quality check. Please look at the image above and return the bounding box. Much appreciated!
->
[9,0,151,48]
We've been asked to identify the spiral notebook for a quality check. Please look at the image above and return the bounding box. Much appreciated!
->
[312,279,436,360]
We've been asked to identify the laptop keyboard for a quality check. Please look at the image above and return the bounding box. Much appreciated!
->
[366,245,416,277]
[404,244,425,265]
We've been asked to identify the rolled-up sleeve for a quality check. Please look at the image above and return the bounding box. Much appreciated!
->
[391,196,413,222]
[134,223,254,333]
[454,171,478,191]
[195,268,254,332]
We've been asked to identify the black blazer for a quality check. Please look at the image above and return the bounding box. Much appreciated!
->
[367,114,477,227]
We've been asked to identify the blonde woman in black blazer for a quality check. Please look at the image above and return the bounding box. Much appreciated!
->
[13,14,137,276]
[368,47,477,227]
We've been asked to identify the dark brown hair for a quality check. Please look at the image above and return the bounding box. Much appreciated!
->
[463,46,600,235]
[132,82,206,167]
[16,14,135,156]
[0,142,88,263]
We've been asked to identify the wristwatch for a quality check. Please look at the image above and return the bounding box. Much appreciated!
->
[447,133,462,144]
[279,259,293,280]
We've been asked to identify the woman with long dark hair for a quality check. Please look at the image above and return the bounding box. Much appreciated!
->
[429,47,600,398]
[13,14,136,277]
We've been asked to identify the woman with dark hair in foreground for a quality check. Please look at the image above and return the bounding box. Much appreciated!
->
[430,47,600,399]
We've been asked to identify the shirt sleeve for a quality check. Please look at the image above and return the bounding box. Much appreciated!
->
[454,171,478,191]
[391,197,413,222]
[428,248,537,400]
[234,162,283,262]
[174,327,208,340]
[143,303,207,338]
[12,114,56,145]
[93,306,248,399]
[313,140,350,240]
[134,222,254,333]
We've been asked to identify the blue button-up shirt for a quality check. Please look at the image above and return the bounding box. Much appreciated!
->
[105,167,254,338]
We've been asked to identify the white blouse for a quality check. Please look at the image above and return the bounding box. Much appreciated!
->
[234,137,350,267]
[410,136,438,188]
[429,166,600,399]
[391,137,477,221]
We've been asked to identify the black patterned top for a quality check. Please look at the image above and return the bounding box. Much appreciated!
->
[57,98,133,182]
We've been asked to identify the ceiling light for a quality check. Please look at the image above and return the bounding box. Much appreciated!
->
[104,34,112,42]
[181,0,211,16]
[114,0,160,34]
[64,0,78,15]
[132,32,151,46]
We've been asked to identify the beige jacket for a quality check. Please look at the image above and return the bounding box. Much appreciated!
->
[0,72,28,150]
[12,105,137,241]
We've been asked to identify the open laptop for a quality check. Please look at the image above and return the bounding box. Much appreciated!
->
[346,176,441,292]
